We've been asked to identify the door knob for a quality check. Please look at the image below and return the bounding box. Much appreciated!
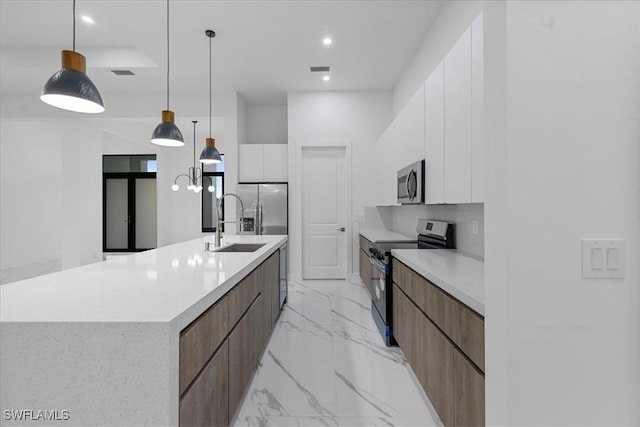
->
[338,227,346,232]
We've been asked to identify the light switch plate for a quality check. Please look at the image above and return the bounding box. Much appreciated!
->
[472,220,479,235]
[581,239,625,279]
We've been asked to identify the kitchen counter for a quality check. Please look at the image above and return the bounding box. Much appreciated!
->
[391,249,484,315]
[359,227,416,243]
[0,234,287,426]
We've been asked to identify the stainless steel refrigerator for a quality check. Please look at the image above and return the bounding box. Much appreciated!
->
[236,183,288,235]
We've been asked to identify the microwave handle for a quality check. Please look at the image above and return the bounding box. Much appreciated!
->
[407,168,416,200]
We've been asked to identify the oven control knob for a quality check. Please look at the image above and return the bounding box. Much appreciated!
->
[378,254,385,261]
[369,247,374,255]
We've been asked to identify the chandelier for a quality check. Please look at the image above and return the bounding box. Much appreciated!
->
[171,121,215,193]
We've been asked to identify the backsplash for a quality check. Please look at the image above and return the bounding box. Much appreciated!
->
[364,204,484,259]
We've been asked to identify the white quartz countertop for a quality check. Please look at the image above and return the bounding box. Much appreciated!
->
[359,228,416,244]
[391,249,484,316]
[0,235,287,329]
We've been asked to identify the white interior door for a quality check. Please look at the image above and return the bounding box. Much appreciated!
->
[302,146,347,279]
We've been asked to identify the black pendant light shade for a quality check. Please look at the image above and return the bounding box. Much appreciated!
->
[199,137,222,164]
[199,29,221,164]
[151,0,183,147]
[151,110,184,147]
[40,0,104,114]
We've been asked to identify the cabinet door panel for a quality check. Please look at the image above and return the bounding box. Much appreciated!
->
[453,348,485,427]
[392,284,416,367]
[179,341,229,427]
[360,250,371,298]
[425,62,445,204]
[444,27,472,203]
[229,296,261,418]
[239,145,264,182]
[179,296,229,395]
[415,303,454,426]
[395,84,425,168]
[263,145,288,182]
[471,14,484,203]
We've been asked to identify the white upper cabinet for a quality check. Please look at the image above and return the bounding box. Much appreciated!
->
[424,62,445,205]
[444,27,472,204]
[471,13,485,203]
[422,14,484,205]
[263,144,288,182]
[394,84,425,169]
[239,144,288,182]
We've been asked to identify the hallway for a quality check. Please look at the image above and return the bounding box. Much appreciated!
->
[232,280,441,427]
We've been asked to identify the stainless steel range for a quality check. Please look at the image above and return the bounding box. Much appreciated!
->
[370,219,455,346]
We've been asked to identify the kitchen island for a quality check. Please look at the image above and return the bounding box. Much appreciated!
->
[0,234,287,426]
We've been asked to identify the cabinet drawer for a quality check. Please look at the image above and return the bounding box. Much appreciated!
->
[228,267,260,328]
[359,235,371,254]
[453,348,485,427]
[179,296,229,395]
[179,341,229,427]
[443,295,485,371]
[392,259,484,371]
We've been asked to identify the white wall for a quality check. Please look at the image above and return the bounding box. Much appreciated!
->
[247,104,288,145]
[0,91,240,285]
[494,2,640,424]
[287,91,392,281]
[1,120,103,284]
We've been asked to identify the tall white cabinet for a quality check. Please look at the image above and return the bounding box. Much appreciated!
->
[424,13,484,204]
[444,27,473,203]
[424,63,445,205]
[373,13,484,206]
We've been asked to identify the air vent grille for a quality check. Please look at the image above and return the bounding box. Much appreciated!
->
[111,70,135,76]
[310,66,330,73]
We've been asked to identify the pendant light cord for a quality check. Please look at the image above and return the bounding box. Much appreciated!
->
[192,121,197,169]
[166,0,170,110]
[209,33,212,138]
[72,0,76,51]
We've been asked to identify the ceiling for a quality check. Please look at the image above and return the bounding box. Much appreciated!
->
[0,0,442,105]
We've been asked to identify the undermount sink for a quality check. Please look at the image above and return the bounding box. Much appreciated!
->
[213,243,266,253]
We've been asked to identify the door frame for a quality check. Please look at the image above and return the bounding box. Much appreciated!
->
[102,172,157,252]
[295,141,352,280]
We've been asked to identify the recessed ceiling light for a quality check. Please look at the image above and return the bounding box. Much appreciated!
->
[81,15,94,24]
[323,75,330,82]
[323,37,332,46]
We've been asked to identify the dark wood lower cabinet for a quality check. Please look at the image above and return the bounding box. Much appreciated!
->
[453,348,485,427]
[359,249,372,298]
[179,341,229,427]
[229,295,261,419]
[392,260,485,427]
[179,249,282,427]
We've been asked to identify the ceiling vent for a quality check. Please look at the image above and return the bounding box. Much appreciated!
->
[310,66,330,73]
[111,69,135,76]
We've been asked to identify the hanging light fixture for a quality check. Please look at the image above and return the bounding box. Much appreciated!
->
[199,30,222,164]
[171,121,215,193]
[151,0,184,147]
[40,0,104,114]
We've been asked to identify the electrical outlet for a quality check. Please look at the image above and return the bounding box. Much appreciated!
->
[581,239,624,279]
[472,220,479,235]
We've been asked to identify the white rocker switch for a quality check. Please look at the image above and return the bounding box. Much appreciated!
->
[582,239,624,279]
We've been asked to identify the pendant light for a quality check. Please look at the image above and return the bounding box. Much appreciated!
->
[171,121,215,193]
[199,30,222,164]
[40,0,104,114]
[151,0,184,147]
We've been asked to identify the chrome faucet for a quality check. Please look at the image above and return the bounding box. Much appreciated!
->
[215,193,245,248]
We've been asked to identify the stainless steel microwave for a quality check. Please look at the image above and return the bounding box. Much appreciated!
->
[397,160,425,204]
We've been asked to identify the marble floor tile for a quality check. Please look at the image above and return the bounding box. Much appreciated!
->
[234,279,440,427]
[236,324,336,419]
[233,416,338,427]
[337,416,441,427]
